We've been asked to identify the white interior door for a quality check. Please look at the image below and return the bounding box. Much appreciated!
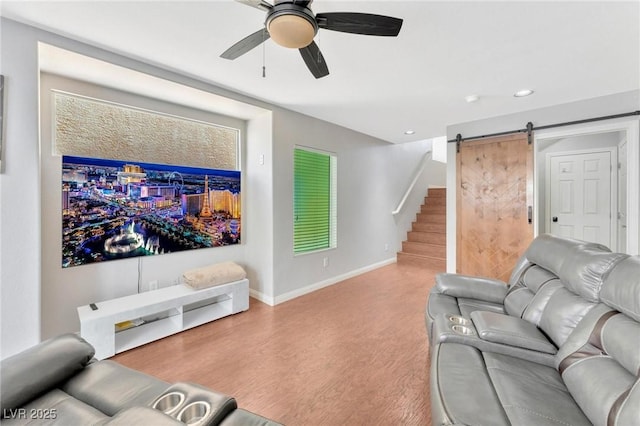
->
[618,139,627,252]
[547,149,615,247]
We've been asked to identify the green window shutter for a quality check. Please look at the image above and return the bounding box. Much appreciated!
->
[294,148,332,254]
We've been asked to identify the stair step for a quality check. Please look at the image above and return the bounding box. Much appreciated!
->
[421,204,446,214]
[402,241,446,258]
[397,252,446,271]
[424,196,446,206]
[427,188,446,198]
[407,231,446,245]
[416,213,446,224]
[412,222,446,233]
[398,187,447,271]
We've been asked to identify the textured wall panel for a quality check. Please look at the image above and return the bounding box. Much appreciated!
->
[54,92,239,170]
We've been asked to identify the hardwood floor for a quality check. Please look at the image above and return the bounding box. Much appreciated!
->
[112,263,436,425]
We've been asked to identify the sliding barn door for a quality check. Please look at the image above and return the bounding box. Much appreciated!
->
[457,133,534,281]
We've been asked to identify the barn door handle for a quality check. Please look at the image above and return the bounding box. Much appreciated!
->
[552,217,558,222]
[528,206,532,224]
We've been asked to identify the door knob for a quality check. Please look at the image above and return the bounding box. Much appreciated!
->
[552,217,558,222]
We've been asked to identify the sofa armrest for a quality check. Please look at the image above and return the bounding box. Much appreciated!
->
[470,311,557,354]
[219,408,284,426]
[0,334,95,412]
[435,273,508,304]
[97,407,184,425]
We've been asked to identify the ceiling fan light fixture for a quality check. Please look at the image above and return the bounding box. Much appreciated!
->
[267,13,317,49]
[223,0,403,78]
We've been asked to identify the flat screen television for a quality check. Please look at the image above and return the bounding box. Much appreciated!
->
[61,155,241,268]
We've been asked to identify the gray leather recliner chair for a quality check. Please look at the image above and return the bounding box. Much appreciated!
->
[427,234,640,426]
[0,334,281,425]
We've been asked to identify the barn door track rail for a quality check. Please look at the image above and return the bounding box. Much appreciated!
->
[450,110,640,153]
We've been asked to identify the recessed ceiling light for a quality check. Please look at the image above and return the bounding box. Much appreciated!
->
[404,129,415,135]
[514,89,534,97]
[465,94,479,103]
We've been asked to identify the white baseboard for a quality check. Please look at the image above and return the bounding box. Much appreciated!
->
[249,288,275,306]
[270,257,397,306]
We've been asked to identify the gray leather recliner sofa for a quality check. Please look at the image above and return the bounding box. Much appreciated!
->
[426,234,640,426]
[0,334,281,425]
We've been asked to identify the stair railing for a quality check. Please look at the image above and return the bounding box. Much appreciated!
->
[392,150,433,216]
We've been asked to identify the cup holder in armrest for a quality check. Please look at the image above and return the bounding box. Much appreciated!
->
[177,401,211,425]
[152,391,186,415]
[150,382,236,425]
[451,324,476,336]
[447,315,470,325]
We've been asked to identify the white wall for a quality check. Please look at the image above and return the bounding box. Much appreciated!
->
[445,91,640,271]
[244,111,275,304]
[0,18,443,357]
[392,143,447,253]
[1,18,42,358]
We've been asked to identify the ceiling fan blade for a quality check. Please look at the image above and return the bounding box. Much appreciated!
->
[235,0,272,12]
[316,12,403,36]
[299,41,329,79]
[221,28,270,60]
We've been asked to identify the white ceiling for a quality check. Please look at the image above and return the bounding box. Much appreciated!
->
[2,1,639,143]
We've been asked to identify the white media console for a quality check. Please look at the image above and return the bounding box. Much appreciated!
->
[77,279,249,360]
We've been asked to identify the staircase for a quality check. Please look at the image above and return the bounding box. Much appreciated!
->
[397,187,446,271]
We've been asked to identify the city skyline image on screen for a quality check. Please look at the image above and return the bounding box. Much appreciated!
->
[62,155,241,268]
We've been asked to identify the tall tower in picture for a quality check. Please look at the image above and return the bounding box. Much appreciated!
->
[199,175,213,222]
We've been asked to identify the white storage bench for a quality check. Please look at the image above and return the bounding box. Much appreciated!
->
[77,278,249,360]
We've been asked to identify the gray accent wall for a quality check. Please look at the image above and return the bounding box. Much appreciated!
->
[271,112,445,302]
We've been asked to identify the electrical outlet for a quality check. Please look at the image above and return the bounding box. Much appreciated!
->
[323,257,329,268]
[384,243,389,251]
[149,280,158,291]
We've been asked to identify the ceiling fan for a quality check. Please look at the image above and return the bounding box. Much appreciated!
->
[220,0,403,79]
